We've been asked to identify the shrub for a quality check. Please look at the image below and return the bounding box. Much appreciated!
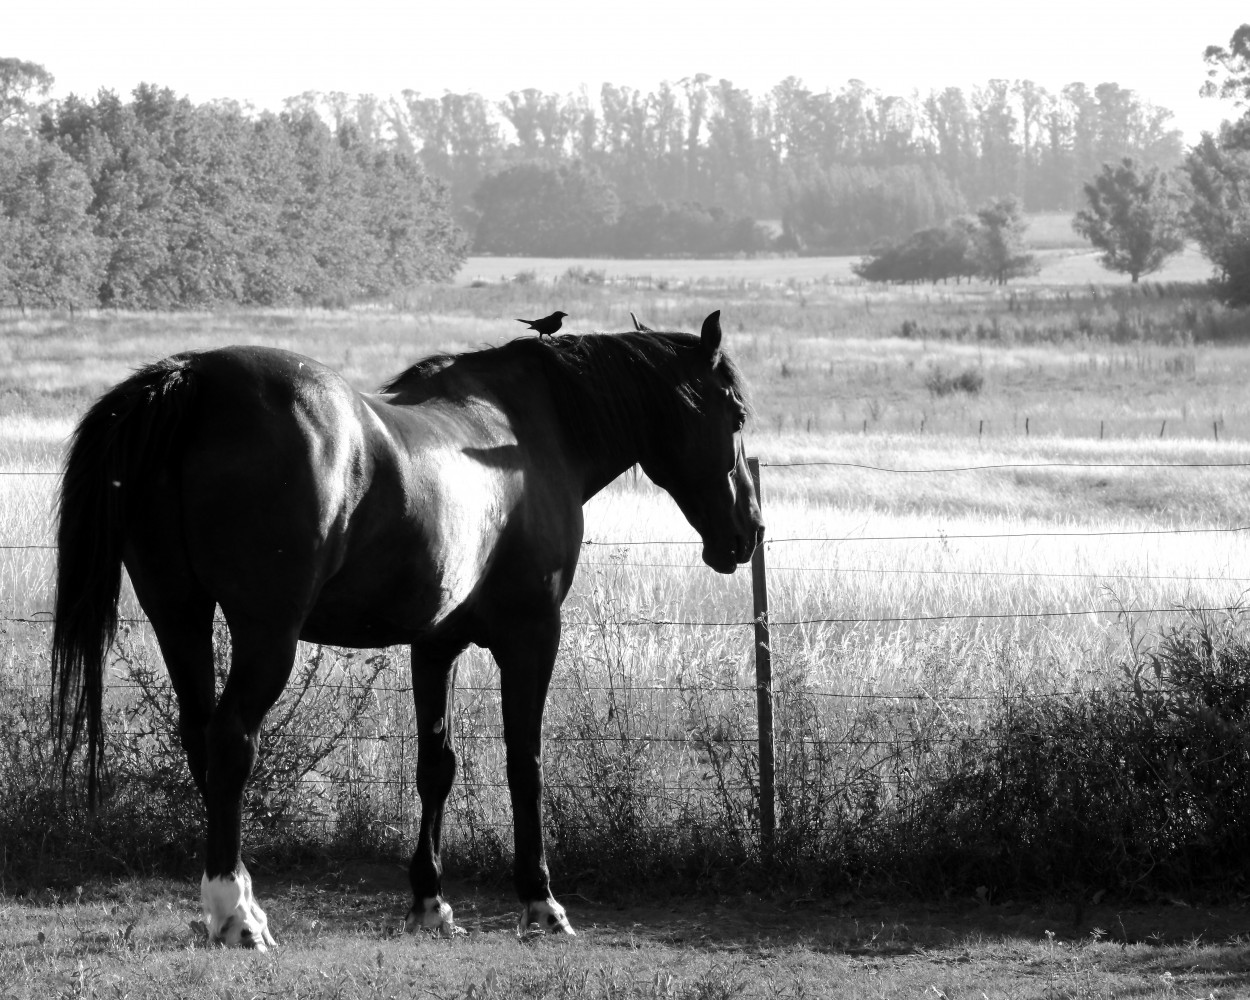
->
[925,365,984,396]
[561,266,606,286]
[5,606,1248,900]
[893,608,1250,894]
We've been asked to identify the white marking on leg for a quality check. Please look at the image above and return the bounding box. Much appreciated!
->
[201,866,277,950]
[404,896,465,937]
[518,898,576,936]
[432,718,444,734]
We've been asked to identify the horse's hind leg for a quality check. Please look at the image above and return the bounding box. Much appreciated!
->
[147,601,216,801]
[125,550,217,801]
[405,639,468,936]
[199,615,300,951]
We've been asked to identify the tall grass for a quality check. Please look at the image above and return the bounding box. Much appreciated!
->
[2,279,1250,898]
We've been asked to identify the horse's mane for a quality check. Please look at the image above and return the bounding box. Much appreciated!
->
[380,331,750,460]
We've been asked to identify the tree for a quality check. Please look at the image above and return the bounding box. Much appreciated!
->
[1072,158,1186,282]
[0,58,54,130]
[40,88,468,308]
[1202,24,1250,107]
[781,162,964,253]
[852,218,977,284]
[971,196,1037,284]
[473,161,618,255]
[1185,25,1250,304]
[0,133,103,310]
[1185,132,1250,303]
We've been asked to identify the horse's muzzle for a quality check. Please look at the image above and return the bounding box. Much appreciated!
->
[702,521,764,574]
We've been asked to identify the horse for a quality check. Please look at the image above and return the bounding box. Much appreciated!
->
[51,310,763,948]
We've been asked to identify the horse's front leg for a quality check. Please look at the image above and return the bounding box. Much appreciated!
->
[199,621,297,951]
[405,640,467,936]
[494,617,575,936]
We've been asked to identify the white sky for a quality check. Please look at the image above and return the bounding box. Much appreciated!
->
[8,0,1247,143]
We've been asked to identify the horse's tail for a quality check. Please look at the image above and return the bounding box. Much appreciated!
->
[52,355,198,806]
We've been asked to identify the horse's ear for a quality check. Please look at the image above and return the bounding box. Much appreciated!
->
[700,311,722,365]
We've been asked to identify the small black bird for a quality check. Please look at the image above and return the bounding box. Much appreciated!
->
[516,311,567,338]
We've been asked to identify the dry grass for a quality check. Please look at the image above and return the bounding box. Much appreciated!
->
[3,268,1250,994]
[3,279,1248,685]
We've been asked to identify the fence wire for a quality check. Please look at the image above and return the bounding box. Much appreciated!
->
[3,456,1249,849]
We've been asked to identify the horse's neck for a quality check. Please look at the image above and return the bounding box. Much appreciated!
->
[565,385,655,503]
[579,452,640,502]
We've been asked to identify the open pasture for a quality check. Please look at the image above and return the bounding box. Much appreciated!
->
[2,267,1250,996]
[457,243,1215,289]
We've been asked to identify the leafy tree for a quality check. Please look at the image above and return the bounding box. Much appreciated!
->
[0,58,54,130]
[853,219,976,284]
[1185,132,1250,304]
[1202,24,1250,107]
[1185,25,1250,304]
[781,163,964,253]
[357,145,470,290]
[971,196,1037,284]
[473,161,618,255]
[43,90,179,307]
[0,133,103,310]
[39,87,467,309]
[1072,158,1186,282]
[610,201,769,256]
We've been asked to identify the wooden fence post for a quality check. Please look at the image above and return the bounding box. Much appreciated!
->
[747,457,775,851]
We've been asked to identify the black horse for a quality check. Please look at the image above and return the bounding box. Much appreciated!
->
[52,311,762,947]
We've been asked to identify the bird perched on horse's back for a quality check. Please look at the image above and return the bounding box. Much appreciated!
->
[517,311,567,338]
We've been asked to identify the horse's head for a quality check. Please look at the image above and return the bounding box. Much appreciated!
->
[642,311,764,574]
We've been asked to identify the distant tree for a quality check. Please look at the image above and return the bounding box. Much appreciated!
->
[971,196,1037,284]
[41,88,467,308]
[1202,24,1250,107]
[781,162,964,253]
[43,90,178,307]
[1185,132,1250,304]
[473,160,618,254]
[1072,158,1186,282]
[1186,26,1250,305]
[0,133,103,310]
[853,218,977,284]
[357,146,470,290]
[610,200,770,256]
[0,58,54,130]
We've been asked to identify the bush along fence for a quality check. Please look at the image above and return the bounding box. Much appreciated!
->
[2,459,1250,898]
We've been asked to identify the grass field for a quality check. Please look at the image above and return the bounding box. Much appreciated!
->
[1,873,1247,1000]
[3,252,1250,997]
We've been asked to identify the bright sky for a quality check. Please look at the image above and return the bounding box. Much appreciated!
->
[8,0,1247,143]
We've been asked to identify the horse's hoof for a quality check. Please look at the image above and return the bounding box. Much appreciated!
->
[517,899,576,937]
[201,868,277,951]
[405,897,466,937]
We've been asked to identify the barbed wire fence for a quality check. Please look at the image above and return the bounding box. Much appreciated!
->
[3,456,1250,861]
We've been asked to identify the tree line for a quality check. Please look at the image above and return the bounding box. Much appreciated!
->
[853,24,1250,303]
[299,77,1182,255]
[4,41,1249,309]
[0,65,468,310]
